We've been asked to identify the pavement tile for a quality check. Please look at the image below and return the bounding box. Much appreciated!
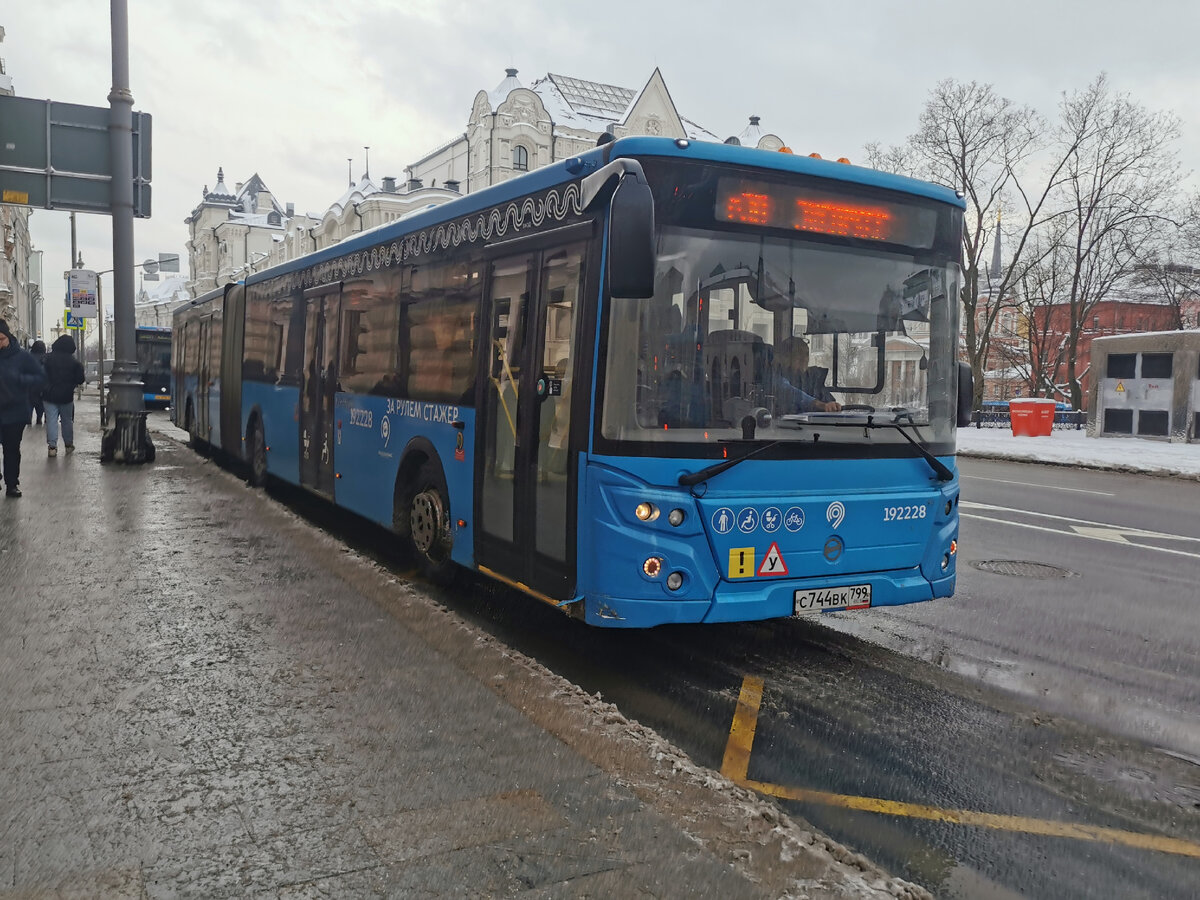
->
[0,397,917,899]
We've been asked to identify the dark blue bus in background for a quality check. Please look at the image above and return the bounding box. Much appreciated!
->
[135,326,172,408]
[173,136,969,628]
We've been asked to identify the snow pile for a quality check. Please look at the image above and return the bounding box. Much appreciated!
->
[957,426,1200,479]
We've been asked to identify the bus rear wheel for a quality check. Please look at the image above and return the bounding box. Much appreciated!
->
[247,419,268,487]
[407,461,454,583]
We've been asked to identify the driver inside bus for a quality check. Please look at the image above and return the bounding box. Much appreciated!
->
[777,337,841,413]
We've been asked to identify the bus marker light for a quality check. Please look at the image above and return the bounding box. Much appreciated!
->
[675,139,690,149]
[668,508,685,527]
[643,557,663,578]
[635,502,659,522]
[666,572,684,590]
[837,157,851,165]
[808,152,823,159]
[950,540,957,555]
[457,519,466,528]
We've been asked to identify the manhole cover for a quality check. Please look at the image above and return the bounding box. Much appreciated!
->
[971,559,1078,578]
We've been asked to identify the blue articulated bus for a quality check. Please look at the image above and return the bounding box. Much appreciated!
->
[135,325,173,408]
[173,136,970,628]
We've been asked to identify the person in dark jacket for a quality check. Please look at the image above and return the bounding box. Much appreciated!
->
[42,334,86,458]
[0,320,47,497]
[29,339,47,425]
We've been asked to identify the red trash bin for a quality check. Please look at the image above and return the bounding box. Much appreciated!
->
[1009,398,1056,437]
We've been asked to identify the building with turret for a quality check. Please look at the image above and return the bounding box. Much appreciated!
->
[0,25,42,343]
[184,67,789,300]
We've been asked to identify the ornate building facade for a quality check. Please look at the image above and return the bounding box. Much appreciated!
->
[0,25,42,343]
[184,67,787,300]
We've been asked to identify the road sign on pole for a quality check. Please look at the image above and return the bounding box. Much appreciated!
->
[64,310,85,329]
[68,269,99,318]
[0,96,152,217]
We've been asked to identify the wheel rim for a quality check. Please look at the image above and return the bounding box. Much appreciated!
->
[410,489,445,557]
[251,426,267,479]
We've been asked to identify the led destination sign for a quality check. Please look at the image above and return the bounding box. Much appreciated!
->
[714,176,938,247]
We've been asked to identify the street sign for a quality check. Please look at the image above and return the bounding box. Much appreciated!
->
[64,310,85,329]
[0,96,152,217]
[158,253,180,273]
[68,269,98,318]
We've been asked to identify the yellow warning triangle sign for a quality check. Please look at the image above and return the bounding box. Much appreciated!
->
[756,542,789,577]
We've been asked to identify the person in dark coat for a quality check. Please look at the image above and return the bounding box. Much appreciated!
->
[0,320,47,497]
[42,334,86,458]
[29,339,47,425]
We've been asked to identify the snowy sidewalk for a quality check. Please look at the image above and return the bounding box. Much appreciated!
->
[957,425,1200,479]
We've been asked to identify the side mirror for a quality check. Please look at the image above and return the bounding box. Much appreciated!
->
[582,159,656,299]
[956,361,974,427]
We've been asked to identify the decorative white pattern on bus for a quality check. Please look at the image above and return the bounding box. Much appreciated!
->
[272,184,584,293]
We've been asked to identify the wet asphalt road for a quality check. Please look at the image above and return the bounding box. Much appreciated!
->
[266,445,1200,900]
[139,412,1200,899]
[7,403,935,900]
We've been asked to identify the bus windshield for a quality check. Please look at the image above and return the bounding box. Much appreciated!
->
[600,225,960,454]
[136,332,171,378]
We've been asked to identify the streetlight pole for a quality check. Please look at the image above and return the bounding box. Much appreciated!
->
[100,0,151,463]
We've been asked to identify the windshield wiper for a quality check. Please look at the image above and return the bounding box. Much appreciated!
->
[802,407,954,482]
[678,440,783,487]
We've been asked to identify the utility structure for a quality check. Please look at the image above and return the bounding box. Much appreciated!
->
[99,0,150,462]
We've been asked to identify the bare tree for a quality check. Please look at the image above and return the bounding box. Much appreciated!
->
[869,80,1064,407]
[1013,229,1074,399]
[1047,74,1182,408]
[1131,192,1200,330]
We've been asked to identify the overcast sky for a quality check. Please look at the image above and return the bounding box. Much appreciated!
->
[5,1,1200,337]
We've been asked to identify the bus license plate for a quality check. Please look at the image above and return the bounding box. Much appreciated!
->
[794,584,872,614]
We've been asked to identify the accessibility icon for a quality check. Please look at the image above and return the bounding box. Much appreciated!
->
[711,507,735,535]
[737,508,759,533]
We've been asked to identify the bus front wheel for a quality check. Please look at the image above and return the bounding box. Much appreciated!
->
[407,461,454,584]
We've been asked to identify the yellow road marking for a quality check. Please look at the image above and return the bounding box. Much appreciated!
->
[720,676,764,782]
[721,675,1200,859]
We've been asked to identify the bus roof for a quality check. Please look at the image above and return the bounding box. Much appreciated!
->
[242,136,965,288]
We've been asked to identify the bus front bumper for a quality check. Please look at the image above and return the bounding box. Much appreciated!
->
[583,569,953,629]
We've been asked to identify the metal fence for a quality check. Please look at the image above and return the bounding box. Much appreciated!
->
[973,409,1087,430]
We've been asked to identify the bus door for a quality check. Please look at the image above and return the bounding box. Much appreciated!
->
[196,316,213,441]
[300,282,342,497]
[477,242,586,600]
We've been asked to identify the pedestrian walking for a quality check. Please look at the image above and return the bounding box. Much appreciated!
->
[29,339,47,425]
[42,334,86,458]
[0,320,47,497]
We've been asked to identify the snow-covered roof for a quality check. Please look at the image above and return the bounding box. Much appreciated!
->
[548,73,636,118]
[489,67,524,109]
[326,175,380,218]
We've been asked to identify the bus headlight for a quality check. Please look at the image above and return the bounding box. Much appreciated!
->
[666,572,684,590]
[667,508,686,527]
[635,502,660,522]
[643,557,663,578]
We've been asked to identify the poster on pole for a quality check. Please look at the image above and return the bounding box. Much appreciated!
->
[68,269,98,318]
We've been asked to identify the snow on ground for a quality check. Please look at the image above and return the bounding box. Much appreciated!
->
[957,425,1200,479]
